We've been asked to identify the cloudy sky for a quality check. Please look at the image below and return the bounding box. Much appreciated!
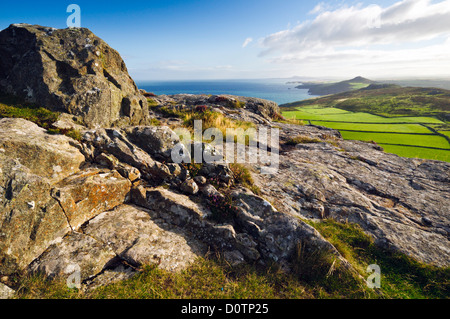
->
[1,0,450,80]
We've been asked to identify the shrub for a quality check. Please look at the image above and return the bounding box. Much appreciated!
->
[195,105,208,113]
[207,193,236,223]
[229,163,260,194]
[285,135,322,145]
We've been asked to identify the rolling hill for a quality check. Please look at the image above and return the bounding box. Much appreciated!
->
[294,76,377,95]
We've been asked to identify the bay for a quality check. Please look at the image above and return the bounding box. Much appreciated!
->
[136,79,316,105]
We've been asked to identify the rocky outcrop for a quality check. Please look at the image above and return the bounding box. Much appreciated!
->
[0,113,352,289]
[0,24,149,128]
[150,93,281,123]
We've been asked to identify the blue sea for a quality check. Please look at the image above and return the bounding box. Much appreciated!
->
[136,79,315,105]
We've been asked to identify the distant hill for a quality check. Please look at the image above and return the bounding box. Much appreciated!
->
[295,76,377,95]
[280,84,450,123]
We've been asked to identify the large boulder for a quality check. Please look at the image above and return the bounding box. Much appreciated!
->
[0,24,149,128]
[122,126,181,161]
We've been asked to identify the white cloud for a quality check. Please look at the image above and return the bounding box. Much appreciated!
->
[242,37,253,48]
[309,2,327,15]
[259,0,450,77]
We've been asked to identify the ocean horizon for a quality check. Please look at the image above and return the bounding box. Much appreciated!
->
[136,79,316,105]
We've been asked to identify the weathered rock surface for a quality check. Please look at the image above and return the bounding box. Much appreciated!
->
[122,126,181,161]
[0,24,149,128]
[0,118,85,182]
[52,167,132,230]
[251,122,450,267]
[84,204,203,272]
[0,282,15,299]
[150,93,281,124]
[130,185,349,269]
[29,231,116,281]
[82,127,172,182]
[0,118,85,274]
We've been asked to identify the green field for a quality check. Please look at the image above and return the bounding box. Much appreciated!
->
[310,121,432,133]
[439,131,450,138]
[282,105,450,162]
[379,144,450,162]
[283,107,445,124]
[339,131,450,149]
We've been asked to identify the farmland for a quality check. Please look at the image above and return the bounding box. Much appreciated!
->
[281,87,450,163]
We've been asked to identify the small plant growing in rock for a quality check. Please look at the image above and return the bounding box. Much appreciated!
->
[285,135,322,145]
[229,163,260,194]
[195,105,208,113]
[208,194,236,223]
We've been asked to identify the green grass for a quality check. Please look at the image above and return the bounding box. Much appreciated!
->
[309,219,450,299]
[310,121,432,133]
[0,96,59,129]
[282,105,450,162]
[0,94,84,141]
[439,131,450,138]
[13,257,363,299]
[340,131,450,149]
[282,86,450,119]
[379,144,450,162]
[349,82,370,90]
[283,107,444,124]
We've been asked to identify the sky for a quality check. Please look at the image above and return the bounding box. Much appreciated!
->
[1,0,450,80]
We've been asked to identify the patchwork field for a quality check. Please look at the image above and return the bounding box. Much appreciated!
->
[282,106,450,162]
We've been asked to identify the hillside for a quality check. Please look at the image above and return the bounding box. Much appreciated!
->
[281,85,450,123]
[0,24,449,300]
[280,85,450,162]
[294,76,377,95]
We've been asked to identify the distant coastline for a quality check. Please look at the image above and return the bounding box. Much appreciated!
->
[136,79,317,105]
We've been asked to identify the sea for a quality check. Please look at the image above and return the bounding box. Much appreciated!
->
[136,79,316,105]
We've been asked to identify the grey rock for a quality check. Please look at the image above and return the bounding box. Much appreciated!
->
[0,118,85,183]
[223,250,245,266]
[84,204,204,272]
[252,122,450,267]
[52,167,132,230]
[194,175,207,185]
[200,184,222,198]
[123,125,180,161]
[0,118,85,275]
[0,283,15,299]
[180,179,199,195]
[29,231,116,281]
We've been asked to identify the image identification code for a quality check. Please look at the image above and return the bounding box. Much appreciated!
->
[181,303,269,316]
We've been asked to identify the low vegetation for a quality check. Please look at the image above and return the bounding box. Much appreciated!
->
[285,135,323,145]
[0,94,58,129]
[0,94,83,141]
[309,219,450,299]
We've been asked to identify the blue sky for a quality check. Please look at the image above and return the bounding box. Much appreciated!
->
[1,0,450,80]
